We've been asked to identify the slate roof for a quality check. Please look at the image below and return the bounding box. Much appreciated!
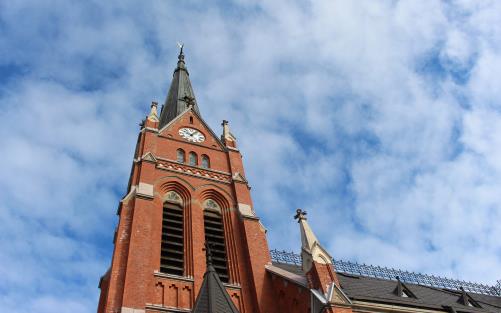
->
[159,47,201,129]
[271,262,501,313]
[338,273,501,313]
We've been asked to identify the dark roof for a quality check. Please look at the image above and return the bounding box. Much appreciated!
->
[158,47,201,129]
[338,273,501,313]
[271,262,501,312]
[192,252,239,313]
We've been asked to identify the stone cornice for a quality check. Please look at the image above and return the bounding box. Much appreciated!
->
[153,271,194,282]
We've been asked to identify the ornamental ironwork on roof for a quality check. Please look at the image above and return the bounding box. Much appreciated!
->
[270,249,501,297]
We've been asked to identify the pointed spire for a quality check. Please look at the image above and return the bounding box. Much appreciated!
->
[192,243,240,313]
[294,209,320,254]
[294,209,332,272]
[158,45,201,129]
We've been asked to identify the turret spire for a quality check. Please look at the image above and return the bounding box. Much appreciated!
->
[158,45,201,129]
[294,209,333,272]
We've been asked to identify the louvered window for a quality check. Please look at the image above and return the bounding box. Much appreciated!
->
[160,203,184,276]
[203,200,229,282]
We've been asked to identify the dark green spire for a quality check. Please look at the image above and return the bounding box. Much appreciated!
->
[158,45,201,128]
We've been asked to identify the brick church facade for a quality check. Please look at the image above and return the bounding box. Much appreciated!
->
[97,49,501,313]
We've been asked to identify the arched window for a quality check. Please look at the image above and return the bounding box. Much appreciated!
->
[189,152,197,166]
[176,149,185,163]
[203,200,229,282]
[160,199,184,276]
[201,155,210,169]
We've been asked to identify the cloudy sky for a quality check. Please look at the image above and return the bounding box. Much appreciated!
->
[1,0,501,312]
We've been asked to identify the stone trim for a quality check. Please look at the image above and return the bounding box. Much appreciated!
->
[145,304,191,312]
[241,215,260,221]
[121,307,146,313]
[237,203,255,217]
[223,282,242,290]
[265,264,308,288]
[121,186,137,203]
[153,271,194,282]
[137,182,154,198]
[142,152,157,163]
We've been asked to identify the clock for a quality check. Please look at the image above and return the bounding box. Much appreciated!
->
[178,127,205,143]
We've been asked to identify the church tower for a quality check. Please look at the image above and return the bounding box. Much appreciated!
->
[97,48,276,313]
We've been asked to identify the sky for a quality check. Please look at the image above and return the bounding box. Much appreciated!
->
[1,0,501,312]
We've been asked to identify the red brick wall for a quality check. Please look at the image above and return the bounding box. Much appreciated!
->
[270,275,310,313]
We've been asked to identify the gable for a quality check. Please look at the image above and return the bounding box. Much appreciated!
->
[158,107,226,151]
[328,283,351,305]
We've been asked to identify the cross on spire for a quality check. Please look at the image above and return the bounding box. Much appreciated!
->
[294,208,307,222]
[203,242,215,269]
[180,95,196,108]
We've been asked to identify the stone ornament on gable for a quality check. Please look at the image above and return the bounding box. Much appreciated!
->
[165,191,182,204]
[204,199,221,212]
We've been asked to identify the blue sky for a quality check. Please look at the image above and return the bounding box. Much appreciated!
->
[1,1,501,312]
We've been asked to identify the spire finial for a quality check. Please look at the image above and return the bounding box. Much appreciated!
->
[177,42,185,62]
[294,208,307,222]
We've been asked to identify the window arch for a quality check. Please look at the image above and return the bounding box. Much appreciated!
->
[203,200,229,282]
[188,152,197,166]
[201,154,210,169]
[160,197,184,276]
[176,149,185,163]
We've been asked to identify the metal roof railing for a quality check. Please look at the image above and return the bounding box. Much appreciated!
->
[270,249,501,297]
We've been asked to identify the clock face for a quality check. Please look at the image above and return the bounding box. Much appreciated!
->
[178,127,205,143]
